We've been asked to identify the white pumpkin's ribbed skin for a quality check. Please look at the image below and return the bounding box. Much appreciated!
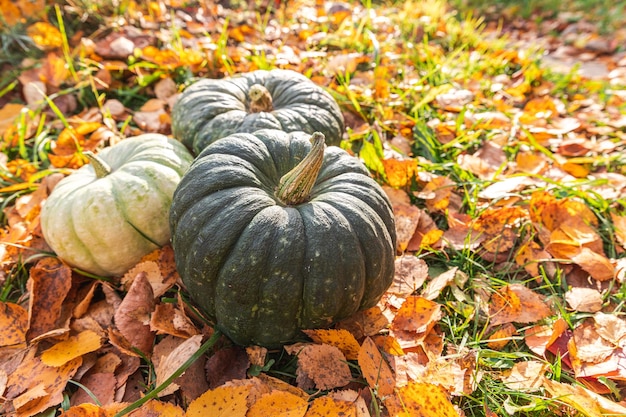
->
[41,134,194,276]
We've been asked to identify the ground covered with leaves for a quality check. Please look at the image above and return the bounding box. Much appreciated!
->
[2,0,626,416]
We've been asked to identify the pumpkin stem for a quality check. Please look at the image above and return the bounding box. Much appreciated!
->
[276,132,325,206]
[83,151,112,178]
[248,84,273,113]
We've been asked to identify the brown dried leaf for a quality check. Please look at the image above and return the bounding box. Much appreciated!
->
[502,361,548,391]
[524,318,568,357]
[293,344,352,390]
[206,346,249,389]
[70,373,116,407]
[390,255,429,297]
[150,303,199,338]
[0,302,28,347]
[392,295,441,334]
[565,287,603,313]
[113,272,155,356]
[336,305,390,339]
[154,334,203,397]
[489,284,552,326]
[26,257,72,341]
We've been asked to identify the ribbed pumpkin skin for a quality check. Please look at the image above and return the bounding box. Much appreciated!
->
[41,134,194,276]
[170,129,396,347]
[171,69,345,155]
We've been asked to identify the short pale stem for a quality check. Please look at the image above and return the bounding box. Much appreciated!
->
[276,132,326,206]
[248,84,273,113]
[83,151,112,178]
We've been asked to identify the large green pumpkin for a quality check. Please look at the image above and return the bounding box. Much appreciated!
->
[169,129,396,347]
[171,69,345,155]
[41,134,194,276]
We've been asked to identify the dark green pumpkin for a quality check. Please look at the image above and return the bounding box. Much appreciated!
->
[171,69,345,155]
[169,129,396,347]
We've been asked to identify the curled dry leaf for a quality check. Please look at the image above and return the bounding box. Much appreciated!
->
[150,303,199,338]
[113,272,155,357]
[524,318,568,357]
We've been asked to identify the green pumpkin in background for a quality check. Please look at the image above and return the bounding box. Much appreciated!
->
[171,69,345,155]
[169,129,396,348]
[41,134,194,276]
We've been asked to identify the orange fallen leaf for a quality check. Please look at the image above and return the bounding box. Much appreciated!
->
[292,344,352,390]
[58,403,110,416]
[542,378,604,417]
[524,318,568,357]
[27,22,63,51]
[387,381,458,417]
[0,302,28,347]
[129,399,184,417]
[358,337,395,397]
[487,323,516,350]
[41,330,102,366]
[392,295,441,334]
[489,284,552,326]
[302,329,361,360]
[26,257,73,341]
[336,305,390,339]
[247,390,308,417]
[382,157,418,188]
[186,384,250,417]
[305,395,358,417]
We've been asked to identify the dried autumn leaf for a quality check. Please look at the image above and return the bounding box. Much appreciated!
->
[113,272,155,356]
[0,302,28,347]
[542,378,604,417]
[388,381,458,417]
[6,354,82,417]
[391,255,429,297]
[336,305,390,339]
[422,176,455,212]
[154,334,203,397]
[206,346,249,389]
[501,361,548,391]
[392,295,442,334]
[422,267,466,301]
[70,372,116,407]
[186,384,250,417]
[128,399,184,417]
[27,21,63,50]
[524,318,568,357]
[305,395,358,417]
[571,320,615,364]
[58,403,109,416]
[150,303,199,338]
[358,337,395,397]
[487,323,516,350]
[302,329,361,360]
[41,330,102,366]
[565,287,603,313]
[0,103,24,135]
[593,312,626,345]
[328,390,370,417]
[293,344,352,390]
[382,157,418,188]
[489,284,552,326]
[247,391,308,417]
[27,257,72,341]
[570,248,615,281]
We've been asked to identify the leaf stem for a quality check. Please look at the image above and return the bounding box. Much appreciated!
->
[275,132,325,206]
[113,329,223,417]
[248,84,273,113]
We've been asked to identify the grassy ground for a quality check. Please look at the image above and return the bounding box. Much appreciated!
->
[2,0,626,416]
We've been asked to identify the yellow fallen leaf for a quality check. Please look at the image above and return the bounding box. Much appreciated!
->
[247,391,308,417]
[388,381,457,417]
[27,21,63,50]
[305,396,357,417]
[358,337,395,397]
[302,329,361,360]
[542,378,604,417]
[41,330,102,366]
[186,385,250,417]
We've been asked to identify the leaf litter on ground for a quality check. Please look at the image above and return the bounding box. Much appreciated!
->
[3,0,626,416]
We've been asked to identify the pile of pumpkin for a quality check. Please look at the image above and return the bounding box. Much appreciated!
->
[41,69,397,348]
